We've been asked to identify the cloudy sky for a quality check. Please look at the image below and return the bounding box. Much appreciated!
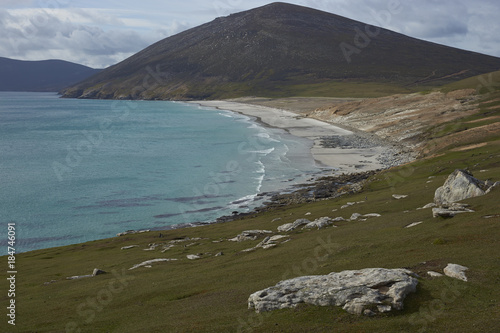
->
[1,0,499,68]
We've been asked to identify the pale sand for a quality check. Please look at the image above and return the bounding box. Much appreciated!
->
[190,100,392,173]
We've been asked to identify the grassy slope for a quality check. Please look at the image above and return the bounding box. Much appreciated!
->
[3,84,500,333]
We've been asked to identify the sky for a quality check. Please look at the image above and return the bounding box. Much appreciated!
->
[1,0,500,69]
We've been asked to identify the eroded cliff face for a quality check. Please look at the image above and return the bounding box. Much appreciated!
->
[306,89,482,155]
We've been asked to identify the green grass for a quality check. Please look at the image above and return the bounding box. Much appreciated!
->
[440,70,500,94]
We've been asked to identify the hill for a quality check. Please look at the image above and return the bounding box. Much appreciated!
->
[0,57,101,92]
[61,2,500,100]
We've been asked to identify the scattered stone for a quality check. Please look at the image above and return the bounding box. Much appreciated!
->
[392,194,408,200]
[303,217,337,229]
[305,212,312,216]
[341,202,356,209]
[143,243,161,251]
[432,203,475,218]
[129,258,178,270]
[121,245,139,250]
[43,280,57,286]
[363,213,381,218]
[248,268,418,315]
[229,230,273,242]
[417,203,437,210]
[405,222,423,228]
[350,213,363,220]
[482,214,500,219]
[427,271,444,277]
[277,219,310,232]
[66,274,93,280]
[243,235,291,252]
[271,217,282,222]
[215,252,224,257]
[332,217,346,222]
[116,229,150,237]
[443,263,468,282]
[67,268,107,280]
[187,254,202,260]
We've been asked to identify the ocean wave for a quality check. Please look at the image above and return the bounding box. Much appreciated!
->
[255,132,281,142]
[246,147,276,155]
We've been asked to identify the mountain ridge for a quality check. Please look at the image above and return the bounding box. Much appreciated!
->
[0,57,101,92]
[61,2,500,100]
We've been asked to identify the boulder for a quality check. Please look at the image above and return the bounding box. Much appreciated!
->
[427,271,444,278]
[434,169,489,206]
[303,217,337,229]
[187,254,201,260]
[229,230,273,242]
[277,219,310,232]
[243,235,290,252]
[443,263,468,282]
[350,213,363,220]
[432,203,475,218]
[248,268,418,315]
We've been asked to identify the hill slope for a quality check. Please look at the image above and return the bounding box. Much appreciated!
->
[0,57,101,92]
[61,2,500,100]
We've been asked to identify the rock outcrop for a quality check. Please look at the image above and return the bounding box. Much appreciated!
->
[248,268,418,315]
[228,230,273,242]
[128,258,177,270]
[432,170,498,218]
[434,169,492,206]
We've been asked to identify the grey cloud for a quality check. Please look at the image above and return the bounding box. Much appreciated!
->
[0,8,165,67]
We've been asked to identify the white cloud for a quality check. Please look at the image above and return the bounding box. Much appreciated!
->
[0,0,499,69]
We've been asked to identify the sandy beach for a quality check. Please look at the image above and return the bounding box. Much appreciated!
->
[191,100,400,174]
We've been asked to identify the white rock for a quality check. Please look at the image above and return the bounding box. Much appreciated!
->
[121,245,139,250]
[434,170,487,206]
[427,271,444,277]
[405,222,423,228]
[350,213,362,220]
[363,213,381,218]
[303,217,336,229]
[277,219,310,232]
[392,194,408,200]
[229,230,273,242]
[443,263,468,282]
[248,268,418,315]
[129,258,177,270]
[277,223,292,232]
[186,254,201,260]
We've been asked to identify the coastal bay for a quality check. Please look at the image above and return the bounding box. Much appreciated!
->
[191,100,408,173]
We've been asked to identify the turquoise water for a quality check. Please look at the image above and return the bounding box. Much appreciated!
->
[0,92,320,253]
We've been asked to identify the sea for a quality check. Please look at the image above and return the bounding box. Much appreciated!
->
[0,92,324,253]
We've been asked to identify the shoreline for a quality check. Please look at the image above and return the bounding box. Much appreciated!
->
[189,100,407,174]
